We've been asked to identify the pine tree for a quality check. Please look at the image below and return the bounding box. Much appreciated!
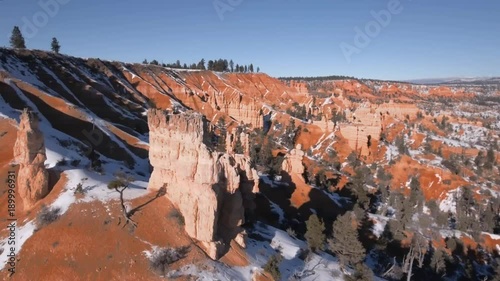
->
[216,118,227,152]
[229,60,234,72]
[10,26,26,49]
[409,176,424,212]
[328,212,366,269]
[430,249,447,276]
[345,263,375,281]
[51,37,60,53]
[197,59,206,70]
[234,136,244,154]
[485,146,495,170]
[305,214,325,252]
[257,67,260,72]
[249,64,254,72]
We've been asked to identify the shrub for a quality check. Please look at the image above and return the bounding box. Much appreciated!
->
[37,206,62,227]
[263,254,283,281]
[286,227,297,238]
[168,209,185,226]
[56,158,67,166]
[74,183,84,195]
[305,214,325,252]
[345,263,374,281]
[149,246,190,276]
[70,159,81,167]
[441,159,460,175]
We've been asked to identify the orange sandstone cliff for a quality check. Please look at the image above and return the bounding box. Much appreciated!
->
[147,109,258,259]
[13,109,49,210]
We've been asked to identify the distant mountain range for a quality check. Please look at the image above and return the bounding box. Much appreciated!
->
[406,77,500,85]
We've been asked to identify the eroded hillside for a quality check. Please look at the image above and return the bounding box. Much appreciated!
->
[0,48,499,280]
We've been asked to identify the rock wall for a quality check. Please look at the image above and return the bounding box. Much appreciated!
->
[13,109,49,211]
[147,109,258,259]
[282,144,306,176]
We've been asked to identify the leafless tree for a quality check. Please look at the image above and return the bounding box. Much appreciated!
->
[402,232,428,281]
[289,258,326,280]
[108,172,167,229]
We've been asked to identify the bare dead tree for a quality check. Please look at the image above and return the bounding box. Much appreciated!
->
[290,258,326,280]
[107,173,167,229]
[382,257,397,278]
[108,172,138,228]
[402,232,428,281]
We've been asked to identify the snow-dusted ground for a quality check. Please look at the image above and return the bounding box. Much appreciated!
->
[167,223,345,281]
[0,92,150,271]
[439,189,458,213]
[368,214,389,238]
[0,222,36,271]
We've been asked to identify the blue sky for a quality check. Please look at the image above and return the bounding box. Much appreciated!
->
[0,0,499,80]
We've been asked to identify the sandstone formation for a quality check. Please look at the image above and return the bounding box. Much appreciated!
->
[282,144,306,176]
[13,109,49,211]
[225,128,250,157]
[147,109,258,259]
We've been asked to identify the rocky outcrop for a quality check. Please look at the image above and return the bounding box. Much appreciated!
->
[147,109,258,259]
[226,129,250,157]
[13,109,49,211]
[282,144,306,176]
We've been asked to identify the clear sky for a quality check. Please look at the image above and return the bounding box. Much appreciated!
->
[0,0,498,80]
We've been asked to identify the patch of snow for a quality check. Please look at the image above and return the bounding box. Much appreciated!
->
[368,214,389,238]
[0,221,36,271]
[385,144,399,162]
[440,189,458,213]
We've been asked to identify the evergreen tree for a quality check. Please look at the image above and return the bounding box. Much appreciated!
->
[305,214,325,252]
[350,165,373,210]
[283,119,297,148]
[456,186,481,239]
[345,263,375,281]
[257,67,260,72]
[10,26,26,49]
[207,60,214,70]
[409,176,425,212]
[229,60,234,72]
[234,135,244,154]
[244,65,248,73]
[142,59,148,64]
[235,64,240,72]
[395,134,409,155]
[485,146,495,170]
[328,212,366,269]
[249,64,254,72]
[197,58,206,70]
[430,249,447,276]
[51,37,60,53]
[216,118,227,152]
